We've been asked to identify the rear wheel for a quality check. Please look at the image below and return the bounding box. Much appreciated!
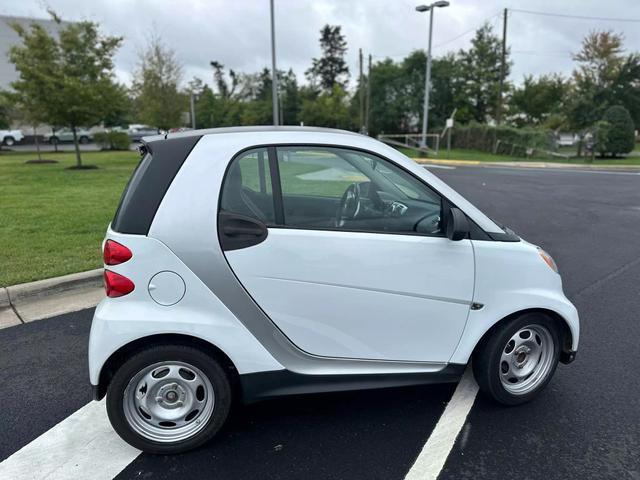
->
[473,313,561,405]
[49,136,59,145]
[3,136,15,146]
[79,135,90,144]
[106,344,232,454]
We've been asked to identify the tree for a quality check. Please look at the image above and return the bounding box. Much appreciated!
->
[458,23,511,123]
[0,91,10,129]
[8,12,125,167]
[280,69,301,125]
[306,25,349,92]
[509,74,568,126]
[566,31,640,133]
[364,58,406,136]
[299,84,352,129]
[599,105,635,156]
[132,35,186,130]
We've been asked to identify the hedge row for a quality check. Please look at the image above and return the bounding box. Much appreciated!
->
[450,123,555,155]
[94,131,130,150]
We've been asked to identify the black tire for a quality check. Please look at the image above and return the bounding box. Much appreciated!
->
[49,136,59,145]
[106,344,232,454]
[3,136,15,146]
[472,313,561,406]
[79,135,90,144]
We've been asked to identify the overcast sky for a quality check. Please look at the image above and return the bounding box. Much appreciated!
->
[2,0,639,89]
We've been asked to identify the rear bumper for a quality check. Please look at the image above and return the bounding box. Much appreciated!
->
[91,383,104,401]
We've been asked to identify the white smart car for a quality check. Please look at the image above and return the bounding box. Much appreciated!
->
[89,126,579,454]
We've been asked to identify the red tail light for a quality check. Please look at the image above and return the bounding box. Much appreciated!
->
[104,240,132,265]
[104,270,135,298]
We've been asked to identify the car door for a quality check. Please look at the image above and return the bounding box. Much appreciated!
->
[219,145,475,363]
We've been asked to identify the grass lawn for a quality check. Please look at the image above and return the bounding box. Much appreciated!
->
[399,147,640,165]
[0,150,139,286]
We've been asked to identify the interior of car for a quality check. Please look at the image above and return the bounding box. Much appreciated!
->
[220,146,443,236]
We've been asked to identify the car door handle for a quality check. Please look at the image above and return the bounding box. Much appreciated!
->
[218,211,269,251]
[222,224,264,237]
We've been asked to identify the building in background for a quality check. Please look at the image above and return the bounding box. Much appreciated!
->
[0,15,72,136]
[0,15,72,90]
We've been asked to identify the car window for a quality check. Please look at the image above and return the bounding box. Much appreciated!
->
[220,148,275,224]
[276,147,443,235]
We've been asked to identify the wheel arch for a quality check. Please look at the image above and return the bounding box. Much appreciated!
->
[471,308,574,363]
[94,333,240,401]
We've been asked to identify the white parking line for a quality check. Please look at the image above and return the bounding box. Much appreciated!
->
[404,368,479,480]
[0,400,140,480]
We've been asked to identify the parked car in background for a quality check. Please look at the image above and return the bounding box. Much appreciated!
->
[127,125,160,142]
[0,129,24,146]
[44,128,93,145]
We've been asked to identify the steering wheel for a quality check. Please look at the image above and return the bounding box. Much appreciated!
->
[335,183,361,227]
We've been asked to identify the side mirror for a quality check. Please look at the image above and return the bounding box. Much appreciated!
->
[446,207,470,241]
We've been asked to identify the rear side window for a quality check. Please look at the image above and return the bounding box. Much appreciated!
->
[111,152,153,230]
[110,135,202,235]
[220,148,275,224]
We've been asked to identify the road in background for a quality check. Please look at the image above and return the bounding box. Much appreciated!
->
[1,164,638,479]
[4,143,138,152]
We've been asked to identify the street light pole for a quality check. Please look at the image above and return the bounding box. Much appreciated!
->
[416,1,449,149]
[270,0,279,126]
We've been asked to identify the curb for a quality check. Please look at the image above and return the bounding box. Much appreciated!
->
[6,268,103,303]
[0,287,10,309]
[1,269,103,330]
[415,157,640,170]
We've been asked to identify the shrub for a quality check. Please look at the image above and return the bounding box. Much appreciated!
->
[450,123,554,156]
[599,106,635,156]
[594,120,611,156]
[94,131,130,150]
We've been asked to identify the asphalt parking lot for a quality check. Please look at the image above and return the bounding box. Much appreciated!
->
[1,164,639,479]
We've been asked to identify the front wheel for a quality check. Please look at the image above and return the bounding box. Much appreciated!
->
[3,136,15,146]
[106,345,232,454]
[473,313,561,405]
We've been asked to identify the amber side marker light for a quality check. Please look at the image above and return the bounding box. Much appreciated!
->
[538,248,558,273]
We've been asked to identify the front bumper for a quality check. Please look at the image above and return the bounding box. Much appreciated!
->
[560,350,577,365]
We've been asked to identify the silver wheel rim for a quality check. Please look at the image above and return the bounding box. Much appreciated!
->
[499,324,555,396]
[123,361,215,443]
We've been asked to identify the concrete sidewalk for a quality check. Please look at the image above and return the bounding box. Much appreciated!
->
[0,269,103,329]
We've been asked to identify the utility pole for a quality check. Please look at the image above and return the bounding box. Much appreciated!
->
[359,48,364,133]
[190,93,196,129]
[270,0,279,126]
[496,8,508,126]
[365,54,372,135]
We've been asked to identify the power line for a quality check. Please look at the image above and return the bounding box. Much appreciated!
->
[510,8,640,23]
[433,10,502,50]
[511,50,573,58]
[371,10,501,60]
